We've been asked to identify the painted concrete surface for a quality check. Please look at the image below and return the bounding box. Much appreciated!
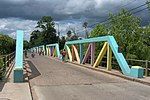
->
[0,66,32,100]
[0,83,32,100]
[14,30,24,82]
[0,71,32,100]
[28,54,150,100]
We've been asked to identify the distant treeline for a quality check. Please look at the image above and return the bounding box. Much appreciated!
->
[0,34,16,55]
[30,9,150,61]
[0,33,29,55]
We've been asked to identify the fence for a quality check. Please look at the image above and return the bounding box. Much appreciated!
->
[0,52,15,80]
[127,59,150,76]
[99,57,150,76]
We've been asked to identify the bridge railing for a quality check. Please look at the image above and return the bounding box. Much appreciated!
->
[0,52,15,80]
[65,36,144,78]
[99,57,150,76]
[126,59,150,76]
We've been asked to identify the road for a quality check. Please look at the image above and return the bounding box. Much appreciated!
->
[27,54,150,100]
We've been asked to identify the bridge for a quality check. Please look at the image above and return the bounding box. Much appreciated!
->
[0,30,150,100]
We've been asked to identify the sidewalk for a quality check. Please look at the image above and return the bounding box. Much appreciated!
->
[0,61,32,100]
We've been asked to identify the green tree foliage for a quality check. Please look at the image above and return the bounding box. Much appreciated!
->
[90,24,109,57]
[90,24,108,37]
[147,0,150,11]
[59,36,66,50]
[24,40,30,50]
[30,16,58,47]
[66,30,72,38]
[0,58,4,79]
[0,34,15,55]
[141,26,150,60]
[109,9,141,58]
[66,30,78,41]
[90,9,150,60]
[30,30,43,47]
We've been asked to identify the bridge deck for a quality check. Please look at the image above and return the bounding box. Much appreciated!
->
[28,54,150,100]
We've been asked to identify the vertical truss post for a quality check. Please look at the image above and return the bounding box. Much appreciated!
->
[91,43,95,65]
[107,43,112,71]
[79,44,83,64]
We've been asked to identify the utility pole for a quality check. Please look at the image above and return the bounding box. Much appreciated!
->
[56,23,60,44]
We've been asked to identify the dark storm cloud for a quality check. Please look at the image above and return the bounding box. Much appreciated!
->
[0,0,148,22]
[0,0,149,40]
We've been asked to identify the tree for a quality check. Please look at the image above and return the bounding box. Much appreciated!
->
[141,26,150,60]
[24,40,30,50]
[90,24,108,37]
[147,0,150,11]
[66,30,78,41]
[109,9,141,58]
[66,30,72,38]
[59,36,66,50]
[36,16,58,45]
[0,34,15,55]
[30,16,59,48]
[90,24,108,57]
[90,9,150,60]
[30,30,42,47]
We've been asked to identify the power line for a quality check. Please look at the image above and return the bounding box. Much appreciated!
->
[75,0,140,32]
[98,0,138,17]
[76,1,150,31]
[132,7,149,14]
[128,1,149,12]
[113,0,137,10]
[121,0,137,8]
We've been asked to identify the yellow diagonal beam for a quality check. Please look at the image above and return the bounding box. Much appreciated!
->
[72,45,75,62]
[93,42,108,68]
[72,45,80,64]
[65,45,72,62]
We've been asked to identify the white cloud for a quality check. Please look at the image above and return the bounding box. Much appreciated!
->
[55,19,92,38]
[0,18,87,40]
[0,18,37,41]
[0,0,149,41]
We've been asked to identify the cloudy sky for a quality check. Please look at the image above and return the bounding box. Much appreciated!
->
[0,0,149,40]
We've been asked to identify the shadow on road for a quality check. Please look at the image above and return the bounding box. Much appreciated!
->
[26,60,41,80]
[0,81,5,92]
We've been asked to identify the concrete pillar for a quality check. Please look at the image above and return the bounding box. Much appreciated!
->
[14,30,24,83]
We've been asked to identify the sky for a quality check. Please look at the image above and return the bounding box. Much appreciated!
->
[0,0,149,41]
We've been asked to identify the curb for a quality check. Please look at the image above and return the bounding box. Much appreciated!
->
[70,62,150,86]
[24,61,34,100]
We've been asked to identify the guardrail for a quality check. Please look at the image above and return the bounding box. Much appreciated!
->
[99,57,150,77]
[0,52,15,80]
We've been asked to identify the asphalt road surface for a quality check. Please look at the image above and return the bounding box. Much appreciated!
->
[27,54,150,100]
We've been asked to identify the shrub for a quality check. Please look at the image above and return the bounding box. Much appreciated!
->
[0,58,4,80]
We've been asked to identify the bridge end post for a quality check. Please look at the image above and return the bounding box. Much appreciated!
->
[14,30,24,83]
[14,68,23,82]
[130,66,144,78]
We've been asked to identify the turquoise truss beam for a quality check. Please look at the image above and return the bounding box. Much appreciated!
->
[65,36,144,78]
[46,43,60,57]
